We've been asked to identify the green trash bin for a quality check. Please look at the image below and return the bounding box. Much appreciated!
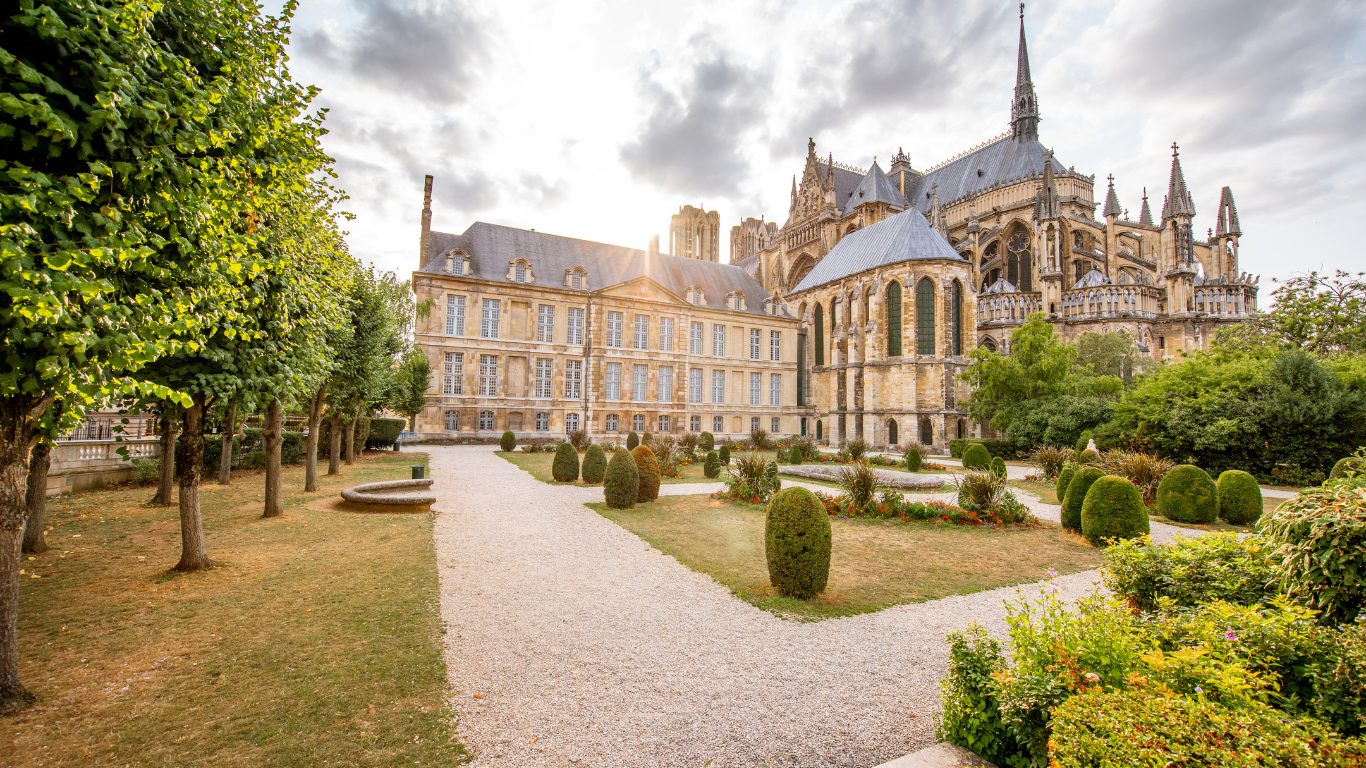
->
[411,465,425,480]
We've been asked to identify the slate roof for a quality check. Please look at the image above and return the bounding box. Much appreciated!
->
[846,161,906,210]
[1071,268,1114,290]
[815,161,867,215]
[422,222,785,318]
[981,277,1018,295]
[788,206,965,294]
[906,135,1065,213]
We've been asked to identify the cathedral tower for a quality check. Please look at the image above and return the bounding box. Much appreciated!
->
[1011,3,1040,142]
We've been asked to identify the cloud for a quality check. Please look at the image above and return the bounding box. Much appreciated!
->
[298,0,487,105]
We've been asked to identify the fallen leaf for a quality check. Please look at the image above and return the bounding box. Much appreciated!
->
[472,693,482,699]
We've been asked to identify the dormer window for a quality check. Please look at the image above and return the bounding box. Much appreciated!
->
[515,263,526,282]
[686,286,704,306]
[726,292,746,311]
[507,258,534,284]
[445,250,472,276]
[565,267,587,291]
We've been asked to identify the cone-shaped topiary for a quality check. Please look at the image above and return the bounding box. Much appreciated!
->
[719,444,731,465]
[905,446,922,471]
[700,431,714,451]
[1217,470,1262,525]
[1330,456,1365,479]
[603,449,639,509]
[500,431,516,452]
[1081,475,1150,546]
[626,431,639,450]
[1075,430,1094,454]
[643,432,652,444]
[962,443,991,470]
[1078,449,1099,464]
[789,445,803,465]
[704,450,721,478]
[764,487,831,599]
[1061,466,1106,532]
[1156,464,1219,524]
[991,456,1007,477]
[631,445,660,503]
[1057,462,1078,502]
[581,444,607,484]
[551,442,580,482]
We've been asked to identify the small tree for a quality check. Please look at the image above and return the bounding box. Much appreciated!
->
[390,349,432,430]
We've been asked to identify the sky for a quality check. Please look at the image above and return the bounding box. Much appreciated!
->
[279,0,1366,293]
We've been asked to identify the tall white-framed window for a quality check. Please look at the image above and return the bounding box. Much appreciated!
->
[565,359,582,399]
[633,315,649,350]
[713,416,723,432]
[632,364,647,402]
[537,305,554,343]
[605,362,621,401]
[751,416,760,432]
[607,311,623,348]
[442,352,463,395]
[770,330,781,362]
[565,412,579,432]
[770,373,781,406]
[690,415,701,432]
[445,295,465,336]
[478,410,494,430]
[478,354,498,396]
[567,307,584,345]
[712,370,725,404]
[659,318,675,352]
[690,321,704,355]
[658,415,670,432]
[750,372,761,406]
[514,262,527,283]
[480,298,500,338]
[713,324,725,357]
[445,411,460,431]
[571,271,583,290]
[632,414,645,432]
[689,368,702,403]
[657,366,673,403]
[771,416,780,433]
[750,328,761,360]
[606,414,618,432]
[535,359,552,398]
[535,412,549,431]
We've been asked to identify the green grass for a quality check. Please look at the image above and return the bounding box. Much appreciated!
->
[11,451,466,767]
[591,494,1102,620]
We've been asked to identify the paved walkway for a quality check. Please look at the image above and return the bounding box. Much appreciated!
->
[427,446,1203,767]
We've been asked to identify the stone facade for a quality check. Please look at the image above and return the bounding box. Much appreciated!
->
[669,204,721,263]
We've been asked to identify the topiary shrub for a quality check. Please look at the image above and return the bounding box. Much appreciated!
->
[789,445,803,465]
[700,431,714,451]
[551,442,580,482]
[1260,482,1366,625]
[1217,470,1263,525]
[500,431,515,452]
[905,445,922,472]
[631,445,660,503]
[1074,430,1094,454]
[764,487,831,599]
[366,418,406,449]
[1057,462,1078,502]
[581,444,607,484]
[1156,464,1219,524]
[626,431,639,450]
[1080,475,1150,546]
[1077,449,1099,464]
[704,451,721,478]
[990,456,1007,478]
[603,449,640,509]
[719,444,731,465]
[1061,466,1105,533]
[962,443,991,470]
[1329,455,1364,480]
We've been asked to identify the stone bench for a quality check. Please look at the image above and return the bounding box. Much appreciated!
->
[778,464,946,490]
[339,479,435,513]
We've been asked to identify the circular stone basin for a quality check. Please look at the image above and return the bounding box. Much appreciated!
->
[339,478,436,513]
[777,464,945,490]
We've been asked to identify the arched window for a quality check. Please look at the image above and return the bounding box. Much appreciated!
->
[951,279,963,356]
[916,278,935,355]
[816,420,823,440]
[814,304,825,366]
[887,419,898,446]
[920,417,933,446]
[887,282,902,356]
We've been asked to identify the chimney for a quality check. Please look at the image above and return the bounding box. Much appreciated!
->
[419,175,433,271]
[648,234,660,255]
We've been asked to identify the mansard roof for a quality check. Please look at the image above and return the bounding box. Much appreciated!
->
[788,206,964,294]
[422,222,784,317]
[848,161,906,210]
[906,135,1066,214]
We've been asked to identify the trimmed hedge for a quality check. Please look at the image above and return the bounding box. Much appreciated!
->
[552,442,580,482]
[700,431,714,451]
[1077,449,1099,464]
[603,449,639,509]
[1080,475,1149,546]
[1329,455,1364,479]
[1056,462,1078,502]
[789,445,803,465]
[581,444,607,484]
[238,428,305,465]
[949,438,1016,460]
[719,444,731,465]
[704,451,721,478]
[990,456,1006,477]
[962,443,992,470]
[631,445,660,503]
[1156,464,1219,524]
[764,487,831,599]
[626,431,639,450]
[365,418,406,449]
[500,430,516,451]
[1073,430,1094,453]
[643,432,652,444]
[1061,466,1105,533]
[1217,470,1263,525]
[905,446,922,471]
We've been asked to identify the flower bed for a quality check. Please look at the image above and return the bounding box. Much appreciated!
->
[813,491,1024,528]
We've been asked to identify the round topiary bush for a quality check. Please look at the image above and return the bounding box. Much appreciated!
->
[719,444,731,465]
[1156,464,1219,524]
[962,443,991,470]
[603,449,640,509]
[643,432,652,444]
[1216,470,1262,525]
[905,446,922,472]
[789,445,803,465]
[631,445,660,503]
[990,456,1007,477]
[500,431,516,452]
[1078,449,1099,464]
[1329,455,1364,480]
[1075,430,1094,454]
[551,442,580,482]
[700,431,714,451]
[1061,466,1106,533]
[704,451,721,478]
[764,487,832,599]
[626,431,639,450]
[1080,475,1150,546]
[581,444,607,484]
[1057,462,1078,502]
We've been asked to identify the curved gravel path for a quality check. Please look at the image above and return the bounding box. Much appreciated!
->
[428,445,1200,767]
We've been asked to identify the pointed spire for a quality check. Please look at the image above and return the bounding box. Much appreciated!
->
[1161,142,1196,221]
[929,184,948,238]
[966,200,981,234]
[1010,2,1040,142]
[1139,187,1154,226]
[1035,149,1060,220]
[1102,174,1122,218]
[1218,186,1241,236]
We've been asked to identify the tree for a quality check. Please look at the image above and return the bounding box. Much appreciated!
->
[324,269,406,472]
[1259,270,1366,356]
[1076,331,1150,382]
[390,350,432,430]
[21,400,80,555]
[962,315,1077,433]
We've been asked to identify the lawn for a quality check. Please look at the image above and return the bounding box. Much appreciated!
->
[7,451,466,767]
[591,494,1102,620]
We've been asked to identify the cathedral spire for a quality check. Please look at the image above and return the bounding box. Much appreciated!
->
[1161,142,1196,221]
[1011,2,1040,142]
[1138,187,1154,226]
[1216,186,1241,236]
[1102,174,1122,219]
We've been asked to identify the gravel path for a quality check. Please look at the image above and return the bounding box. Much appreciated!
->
[428,446,1200,767]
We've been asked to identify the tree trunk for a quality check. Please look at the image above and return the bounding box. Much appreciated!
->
[262,399,284,518]
[304,385,326,492]
[344,406,360,466]
[218,401,237,485]
[21,440,50,554]
[173,395,212,572]
[151,413,177,506]
[327,411,343,475]
[0,394,48,713]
